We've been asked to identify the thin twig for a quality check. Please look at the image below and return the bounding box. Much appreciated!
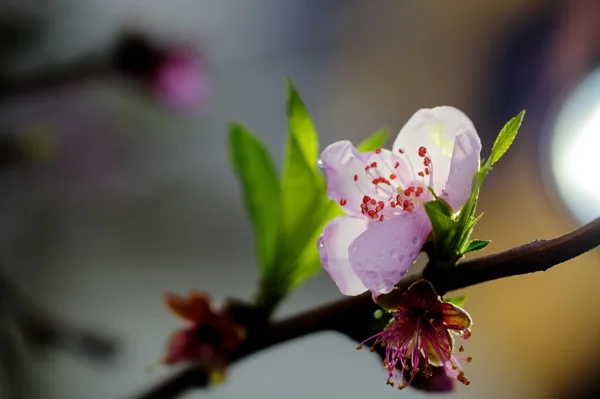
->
[0,58,108,103]
[0,267,117,361]
[134,216,600,399]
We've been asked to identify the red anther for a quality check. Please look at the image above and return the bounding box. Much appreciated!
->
[391,202,397,208]
[389,173,397,180]
[404,186,415,196]
[375,205,383,212]
[394,161,400,168]
[363,195,371,203]
[396,194,402,203]
[370,199,376,205]
[379,215,384,221]
[375,148,382,154]
[339,198,347,206]
[402,199,411,210]
[372,179,379,185]
[371,162,377,168]
[425,168,430,175]
[418,171,425,177]
[398,149,405,154]
[424,158,430,166]
[365,165,370,171]
[354,174,358,181]
[415,187,424,196]
[378,200,385,207]
[418,146,427,157]
[368,210,376,217]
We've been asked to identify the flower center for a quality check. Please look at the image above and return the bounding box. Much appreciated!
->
[357,309,472,390]
[341,146,435,222]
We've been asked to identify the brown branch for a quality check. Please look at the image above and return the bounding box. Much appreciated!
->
[134,216,600,399]
[0,267,117,361]
[0,58,109,103]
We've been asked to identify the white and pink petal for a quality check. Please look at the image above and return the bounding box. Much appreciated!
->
[440,131,482,211]
[392,107,479,194]
[348,210,432,296]
[318,216,369,296]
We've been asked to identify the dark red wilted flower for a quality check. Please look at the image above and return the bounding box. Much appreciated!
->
[358,280,472,390]
[112,33,211,112]
[163,290,244,369]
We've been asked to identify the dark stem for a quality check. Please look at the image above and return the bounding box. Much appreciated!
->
[0,267,117,361]
[134,216,600,399]
[0,58,109,103]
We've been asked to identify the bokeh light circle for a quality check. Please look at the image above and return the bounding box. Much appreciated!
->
[549,68,600,225]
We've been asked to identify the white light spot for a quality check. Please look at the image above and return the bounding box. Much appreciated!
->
[549,68,600,224]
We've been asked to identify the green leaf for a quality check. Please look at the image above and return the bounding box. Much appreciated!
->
[228,123,281,273]
[285,79,319,166]
[281,81,326,260]
[426,191,454,218]
[424,200,458,243]
[462,239,490,254]
[486,110,525,167]
[288,201,344,289]
[445,295,467,307]
[357,128,390,152]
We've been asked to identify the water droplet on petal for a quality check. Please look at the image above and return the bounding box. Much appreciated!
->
[363,271,379,287]
[317,159,324,169]
[412,236,420,246]
[390,249,399,258]
[317,236,325,249]
[398,254,405,263]
[409,252,416,259]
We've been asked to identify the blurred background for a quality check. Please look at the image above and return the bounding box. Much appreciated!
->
[1,0,600,398]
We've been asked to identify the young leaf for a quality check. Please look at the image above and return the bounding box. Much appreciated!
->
[288,201,344,289]
[486,111,525,167]
[285,79,319,166]
[445,295,467,307]
[426,191,454,218]
[462,239,490,254]
[424,200,458,243]
[357,128,390,152]
[228,123,281,273]
[281,81,327,266]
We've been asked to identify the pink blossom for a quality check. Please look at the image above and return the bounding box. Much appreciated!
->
[154,49,211,112]
[318,107,481,296]
[358,280,473,389]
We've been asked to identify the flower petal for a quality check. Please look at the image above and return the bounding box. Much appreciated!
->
[424,329,454,367]
[164,290,212,322]
[320,141,375,217]
[318,216,369,295]
[440,131,482,211]
[404,362,455,393]
[441,302,473,331]
[392,107,480,194]
[348,210,431,296]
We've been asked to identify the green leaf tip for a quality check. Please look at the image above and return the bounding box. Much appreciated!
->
[285,79,319,167]
[487,110,526,167]
[357,127,390,152]
[445,295,467,308]
[462,239,490,254]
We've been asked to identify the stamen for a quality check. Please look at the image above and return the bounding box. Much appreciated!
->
[339,198,347,206]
